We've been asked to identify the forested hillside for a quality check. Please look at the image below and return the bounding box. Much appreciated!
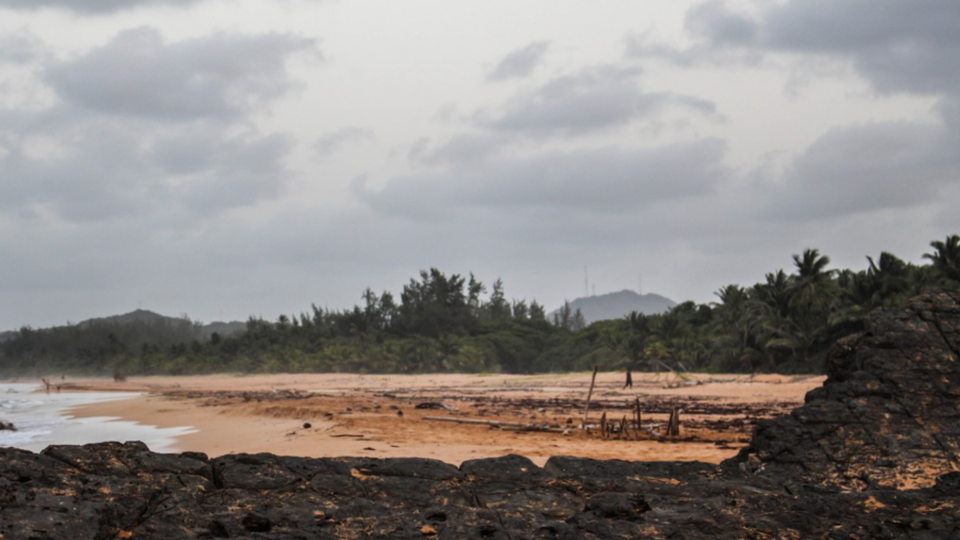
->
[2,235,959,376]
[553,290,676,324]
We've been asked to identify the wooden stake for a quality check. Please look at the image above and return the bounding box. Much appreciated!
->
[600,412,607,440]
[666,407,681,437]
[619,416,628,439]
[634,398,642,434]
[582,365,598,431]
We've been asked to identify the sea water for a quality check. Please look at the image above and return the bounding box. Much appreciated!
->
[0,383,197,453]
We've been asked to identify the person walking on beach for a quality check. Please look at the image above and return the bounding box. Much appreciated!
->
[624,367,633,389]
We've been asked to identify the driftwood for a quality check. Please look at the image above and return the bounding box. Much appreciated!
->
[423,416,565,433]
[414,402,458,412]
[582,365,598,430]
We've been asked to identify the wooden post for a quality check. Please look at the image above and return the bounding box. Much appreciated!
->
[634,398,642,434]
[667,407,681,437]
[600,412,608,440]
[619,416,628,439]
[582,365,598,431]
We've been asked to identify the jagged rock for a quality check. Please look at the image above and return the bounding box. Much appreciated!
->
[2,291,960,538]
[727,289,960,492]
[0,420,15,431]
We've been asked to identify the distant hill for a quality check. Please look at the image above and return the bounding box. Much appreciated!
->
[0,330,14,343]
[552,290,676,324]
[76,309,246,339]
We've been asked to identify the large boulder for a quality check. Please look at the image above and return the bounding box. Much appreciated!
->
[728,289,960,492]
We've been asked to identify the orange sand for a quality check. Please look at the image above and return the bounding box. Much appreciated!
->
[66,371,823,467]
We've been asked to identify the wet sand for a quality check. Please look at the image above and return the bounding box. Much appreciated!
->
[67,371,824,466]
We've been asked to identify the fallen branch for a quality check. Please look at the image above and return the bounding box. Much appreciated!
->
[423,416,564,433]
[414,402,458,412]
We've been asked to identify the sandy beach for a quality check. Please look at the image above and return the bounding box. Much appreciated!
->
[55,371,824,466]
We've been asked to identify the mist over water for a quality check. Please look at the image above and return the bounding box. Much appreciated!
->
[0,383,195,453]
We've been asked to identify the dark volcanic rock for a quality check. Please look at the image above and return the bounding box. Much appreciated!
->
[2,291,960,538]
[727,289,960,492]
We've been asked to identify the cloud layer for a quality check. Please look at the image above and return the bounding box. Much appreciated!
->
[1,0,958,330]
[0,0,208,15]
[0,27,315,225]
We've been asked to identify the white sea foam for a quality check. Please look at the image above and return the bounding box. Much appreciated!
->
[0,383,196,453]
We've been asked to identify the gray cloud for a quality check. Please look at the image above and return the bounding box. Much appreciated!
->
[675,0,960,96]
[0,30,44,65]
[0,27,311,224]
[0,118,292,223]
[0,0,206,15]
[314,127,375,157]
[627,1,960,226]
[480,65,717,137]
[684,2,757,47]
[356,138,727,219]
[411,133,506,166]
[764,119,959,221]
[44,27,316,121]
[487,41,550,82]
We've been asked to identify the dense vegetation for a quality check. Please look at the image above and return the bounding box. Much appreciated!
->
[3,235,959,376]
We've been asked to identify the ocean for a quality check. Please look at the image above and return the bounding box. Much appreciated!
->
[0,383,196,453]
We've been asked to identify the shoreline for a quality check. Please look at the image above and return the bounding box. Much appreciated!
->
[0,383,193,453]
[64,371,823,466]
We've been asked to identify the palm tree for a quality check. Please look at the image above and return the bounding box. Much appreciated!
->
[923,234,960,284]
[624,311,651,364]
[791,248,836,309]
[839,269,880,315]
[866,252,909,303]
[755,270,792,320]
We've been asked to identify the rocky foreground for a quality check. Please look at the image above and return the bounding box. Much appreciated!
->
[2,292,960,539]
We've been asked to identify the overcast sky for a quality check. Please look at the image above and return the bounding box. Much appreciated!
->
[2,0,959,329]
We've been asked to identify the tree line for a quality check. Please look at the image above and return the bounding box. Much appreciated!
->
[2,235,958,376]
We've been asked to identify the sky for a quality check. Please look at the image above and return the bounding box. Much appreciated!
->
[2,0,959,329]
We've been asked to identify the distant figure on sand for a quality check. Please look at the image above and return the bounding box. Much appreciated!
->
[624,367,633,389]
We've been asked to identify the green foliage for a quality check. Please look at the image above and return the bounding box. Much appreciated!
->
[3,237,959,377]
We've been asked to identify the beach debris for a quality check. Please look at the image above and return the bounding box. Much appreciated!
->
[302,422,312,429]
[423,415,566,433]
[581,365,598,430]
[397,410,404,417]
[666,407,682,437]
[634,398,642,438]
[414,402,458,411]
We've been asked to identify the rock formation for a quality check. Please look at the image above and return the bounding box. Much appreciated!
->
[2,291,960,539]
[729,289,960,492]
